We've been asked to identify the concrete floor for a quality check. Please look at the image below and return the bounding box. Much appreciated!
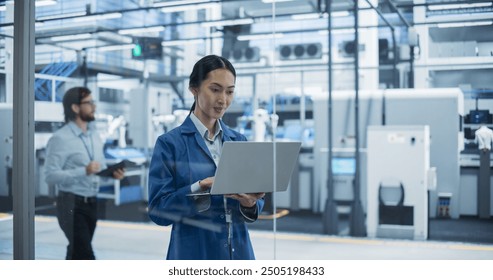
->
[1,214,493,260]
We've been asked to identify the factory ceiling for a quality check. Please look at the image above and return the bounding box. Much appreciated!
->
[0,0,491,82]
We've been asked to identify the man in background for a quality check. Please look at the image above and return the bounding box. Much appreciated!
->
[45,87,125,259]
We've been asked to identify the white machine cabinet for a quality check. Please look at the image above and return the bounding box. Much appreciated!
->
[367,125,433,240]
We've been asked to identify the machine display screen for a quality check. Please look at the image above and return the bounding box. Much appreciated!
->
[332,158,356,175]
[467,110,492,124]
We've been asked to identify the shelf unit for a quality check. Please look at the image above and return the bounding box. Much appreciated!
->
[413,2,493,89]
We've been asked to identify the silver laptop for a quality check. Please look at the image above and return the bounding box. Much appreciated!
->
[191,141,301,196]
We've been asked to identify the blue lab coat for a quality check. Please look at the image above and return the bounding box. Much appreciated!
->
[148,116,264,260]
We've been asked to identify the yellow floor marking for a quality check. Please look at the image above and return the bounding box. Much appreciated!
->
[450,245,493,252]
[0,213,12,220]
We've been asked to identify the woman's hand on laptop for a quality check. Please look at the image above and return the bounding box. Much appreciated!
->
[226,193,265,208]
[198,176,214,192]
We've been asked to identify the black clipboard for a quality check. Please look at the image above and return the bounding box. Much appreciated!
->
[96,159,137,177]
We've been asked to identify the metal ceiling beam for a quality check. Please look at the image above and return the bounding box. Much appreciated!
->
[386,0,411,27]
[395,0,493,9]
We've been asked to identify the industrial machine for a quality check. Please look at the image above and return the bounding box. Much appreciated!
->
[313,88,463,220]
[460,107,493,218]
[367,125,435,240]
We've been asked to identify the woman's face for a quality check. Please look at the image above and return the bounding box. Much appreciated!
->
[192,68,235,125]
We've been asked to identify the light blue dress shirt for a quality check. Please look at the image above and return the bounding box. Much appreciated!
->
[44,121,106,197]
[189,112,222,193]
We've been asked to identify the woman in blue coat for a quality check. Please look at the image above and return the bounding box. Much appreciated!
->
[148,55,265,260]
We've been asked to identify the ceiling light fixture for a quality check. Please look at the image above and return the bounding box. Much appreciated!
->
[153,0,213,8]
[97,32,133,44]
[152,0,210,8]
[160,2,218,13]
[72,12,122,22]
[291,11,349,20]
[237,33,284,41]
[201,18,254,28]
[36,0,58,7]
[95,44,136,52]
[331,11,350,17]
[1,0,57,12]
[428,2,492,11]
[118,26,165,35]
[50,33,93,42]
[262,0,295,3]
[0,1,11,12]
[291,13,322,20]
[161,39,203,47]
[36,11,87,21]
[437,20,492,28]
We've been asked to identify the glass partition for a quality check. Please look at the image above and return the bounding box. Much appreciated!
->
[0,0,403,261]
[0,0,333,261]
[0,0,14,260]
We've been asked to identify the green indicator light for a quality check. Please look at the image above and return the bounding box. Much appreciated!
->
[132,44,142,57]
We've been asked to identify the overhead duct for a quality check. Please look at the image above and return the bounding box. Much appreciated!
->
[339,40,365,57]
[278,43,322,60]
[227,46,260,63]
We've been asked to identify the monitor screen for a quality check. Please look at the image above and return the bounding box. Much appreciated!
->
[467,110,492,124]
[332,158,356,175]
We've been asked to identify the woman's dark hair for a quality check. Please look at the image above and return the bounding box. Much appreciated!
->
[62,86,92,123]
[188,55,236,113]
